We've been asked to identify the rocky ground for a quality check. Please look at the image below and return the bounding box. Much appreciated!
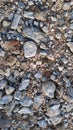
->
[0,0,73,129]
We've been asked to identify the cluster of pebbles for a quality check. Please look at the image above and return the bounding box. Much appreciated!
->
[0,0,73,129]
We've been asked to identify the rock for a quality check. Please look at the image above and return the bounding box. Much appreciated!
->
[33,94,44,109]
[24,11,34,19]
[42,81,56,98]
[34,11,47,21]
[67,42,73,53]
[37,120,47,128]
[64,104,73,112]
[19,79,30,91]
[0,118,11,128]
[18,108,33,115]
[34,71,42,79]
[19,96,33,107]
[14,91,21,100]
[67,87,73,98]
[23,41,37,58]
[0,80,7,90]
[50,116,63,126]
[0,95,13,105]
[63,2,70,10]
[22,27,45,43]
[5,85,15,95]
[2,40,21,54]
[6,56,17,67]
[2,20,10,28]
[11,13,21,30]
[46,104,60,117]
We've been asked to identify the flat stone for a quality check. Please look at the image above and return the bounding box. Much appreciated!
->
[0,80,7,90]
[23,27,45,43]
[0,95,13,105]
[19,79,30,90]
[46,104,60,117]
[42,81,56,98]
[24,11,34,19]
[19,96,33,107]
[23,41,37,58]
[18,108,33,115]
[5,85,15,95]
[50,116,63,126]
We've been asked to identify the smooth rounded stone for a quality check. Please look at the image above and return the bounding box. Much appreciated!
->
[0,80,7,90]
[42,81,56,98]
[19,79,30,91]
[46,104,60,117]
[37,120,47,128]
[34,71,42,79]
[33,94,44,109]
[14,91,21,100]
[23,41,37,58]
[67,42,73,53]
[19,96,33,107]
[5,85,15,95]
[0,95,13,105]
[18,108,33,115]
[50,115,63,126]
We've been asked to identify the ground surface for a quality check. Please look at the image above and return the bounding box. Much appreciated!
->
[0,0,73,130]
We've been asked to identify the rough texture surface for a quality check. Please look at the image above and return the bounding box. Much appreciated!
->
[0,0,73,129]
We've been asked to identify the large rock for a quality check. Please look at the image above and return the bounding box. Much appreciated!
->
[23,41,37,58]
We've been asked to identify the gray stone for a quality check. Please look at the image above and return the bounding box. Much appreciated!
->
[19,79,30,90]
[34,71,42,79]
[11,14,21,30]
[0,80,7,90]
[67,42,73,53]
[0,95,13,105]
[33,94,44,109]
[46,104,60,117]
[18,108,33,115]
[19,96,33,107]
[38,120,47,128]
[42,81,56,98]
[14,91,21,100]
[24,11,34,19]
[50,116,63,126]
[23,41,37,58]
[5,85,15,95]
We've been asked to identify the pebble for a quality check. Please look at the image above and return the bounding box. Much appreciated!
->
[50,115,63,126]
[67,42,73,53]
[14,91,21,100]
[46,104,60,117]
[23,41,37,58]
[0,95,13,105]
[24,11,34,19]
[37,120,47,128]
[19,79,30,90]
[5,85,15,95]
[42,81,56,98]
[19,96,33,107]
[0,80,7,90]
[18,108,33,115]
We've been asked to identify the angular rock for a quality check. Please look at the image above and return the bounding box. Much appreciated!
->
[37,120,47,128]
[23,27,45,43]
[5,85,15,95]
[24,11,34,19]
[14,91,21,100]
[42,81,56,98]
[19,96,33,107]
[0,80,7,90]
[18,108,33,115]
[67,42,73,53]
[0,95,13,105]
[11,13,21,30]
[46,104,60,117]
[19,79,30,90]
[33,94,44,109]
[50,115,63,126]
[23,41,37,58]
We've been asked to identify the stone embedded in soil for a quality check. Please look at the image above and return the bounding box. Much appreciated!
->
[0,95,13,105]
[19,79,30,90]
[23,41,37,58]
[18,107,33,115]
[0,80,7,90]
[42,81,56,98]
[46,104,60,117]
[5,85,15,95]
